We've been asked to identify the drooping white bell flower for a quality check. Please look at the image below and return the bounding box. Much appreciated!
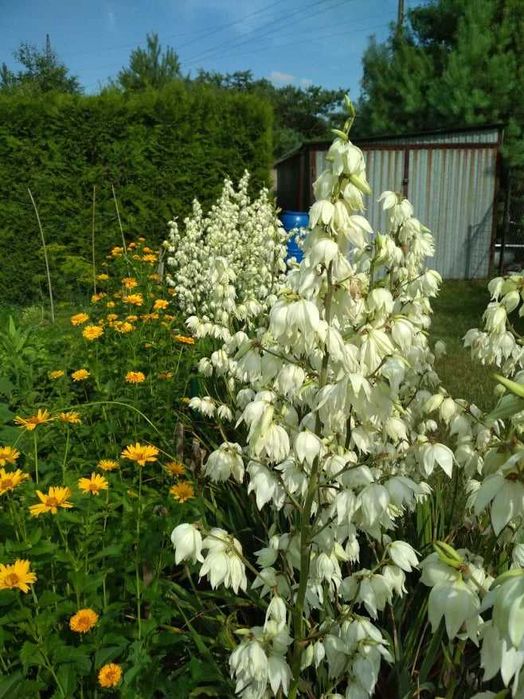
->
[170,523,204,565]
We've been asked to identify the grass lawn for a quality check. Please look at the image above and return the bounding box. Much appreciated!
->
[430,279,494,411]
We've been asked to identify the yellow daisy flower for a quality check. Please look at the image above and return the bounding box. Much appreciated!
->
[98,663,123,688]
[169,482,195,503]
[48,370,65,380]
[58,411,82,425]
[165,461,185,477]
[121,442,159,467]
[153,299,169,310]
[69,608,99,633]
[122,277,138,289]
[70,313,89,326]
[14,409,53,431]
[82,325,104,341]
[114,321,134,334]
[125,371,145,384]
[0,468,29,495]
[96,273,109,281]
[0,446,20,467]
[123,293,143,306]
[111,246,124,257]
[71,369,90,382]
[0,559,37,593]
[97,459,119,472]
[91,292,106,303]
[173,334,195,345]
[29,486,73,517]
[78,473,109,495]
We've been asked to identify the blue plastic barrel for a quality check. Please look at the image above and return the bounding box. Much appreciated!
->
[280,210,309,262]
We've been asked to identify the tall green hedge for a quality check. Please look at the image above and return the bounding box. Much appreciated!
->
[0,83,273,304]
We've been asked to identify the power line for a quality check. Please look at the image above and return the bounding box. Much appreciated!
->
[187,20,390,71]
[183,0,351,68]
[174,0,287,52]
[80,17,390,93]
[78,0,352,84]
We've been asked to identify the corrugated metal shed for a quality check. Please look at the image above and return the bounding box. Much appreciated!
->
[275,125,502,279]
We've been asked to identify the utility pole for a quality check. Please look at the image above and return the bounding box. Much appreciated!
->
[397,0,405,30]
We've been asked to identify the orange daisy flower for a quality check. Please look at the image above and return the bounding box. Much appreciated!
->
[98,663,123,688]
[125,371,145,384]
[69,608,99,633]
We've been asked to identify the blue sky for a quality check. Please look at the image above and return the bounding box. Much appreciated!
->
[0,0,417,96]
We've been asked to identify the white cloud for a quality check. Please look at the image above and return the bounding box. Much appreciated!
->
[269,70,296,85]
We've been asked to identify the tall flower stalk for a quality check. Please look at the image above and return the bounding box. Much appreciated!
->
[172,99,447,698]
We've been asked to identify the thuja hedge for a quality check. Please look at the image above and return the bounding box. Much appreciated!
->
[0,84,273,304]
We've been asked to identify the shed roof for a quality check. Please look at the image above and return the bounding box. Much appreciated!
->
[274,123,504,166]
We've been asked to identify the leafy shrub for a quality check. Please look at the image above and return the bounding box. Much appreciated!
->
[0,84,273,304]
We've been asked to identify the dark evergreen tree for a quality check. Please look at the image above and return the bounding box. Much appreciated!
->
[117,33,182,91]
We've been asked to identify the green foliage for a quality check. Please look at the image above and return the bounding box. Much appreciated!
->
[0,84,272,304]
[0,241,235,696]
[358,0,524,166]
[0,35,81,95]
[194,69,345,157]
[116,33,182,91]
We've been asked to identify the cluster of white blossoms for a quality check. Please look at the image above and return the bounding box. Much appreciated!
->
[170,99,465,698]
[164,172,288,332]
[464,275,524,373]
[418,272,524,699]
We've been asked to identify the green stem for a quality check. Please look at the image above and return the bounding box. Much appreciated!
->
[33,431,39,485]
[136,467,143,641]
[62,428,70,481]
[21,593,66,697]
[289,264,335,698]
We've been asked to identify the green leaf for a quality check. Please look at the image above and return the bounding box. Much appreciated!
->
[487,393,524,421]
[52,645,92,675]
[20,641,45,669]
[0,672,23,698]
